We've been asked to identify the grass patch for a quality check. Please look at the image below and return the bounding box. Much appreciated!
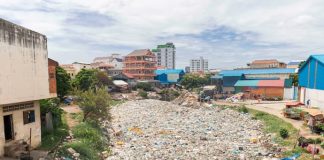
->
[111,100,125,106]
[39,113,69,150]
[70,112,83,122]
[59,141,99,160]
[248,108,298,147]
[57,121,109,160]
[246,108,314,159]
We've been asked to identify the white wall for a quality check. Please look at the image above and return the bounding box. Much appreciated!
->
[0,19,50,105]
[0,101,42,156]
[304,88,324,110]
[284,87,294,100]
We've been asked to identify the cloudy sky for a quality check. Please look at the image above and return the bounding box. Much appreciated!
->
[1,0,324,69]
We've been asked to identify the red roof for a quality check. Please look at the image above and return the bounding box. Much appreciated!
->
[258,80,284,87]
[124,73,135,79]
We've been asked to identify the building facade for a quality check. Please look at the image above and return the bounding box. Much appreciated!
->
[287,61,303,69]
[93,54,123,70]
[48,59,59,97]
[247,59,287,69]
[60,64,77,78]
[123,49,157,80]
[190,57,208,73]
[60,62,92,79]
[152,43,176,69]
[0,19,55,157]
[298,55,324,110]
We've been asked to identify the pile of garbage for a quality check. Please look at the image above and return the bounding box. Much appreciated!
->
[172,90,201,108]
[226,92,244,102]
[108,99,281,160]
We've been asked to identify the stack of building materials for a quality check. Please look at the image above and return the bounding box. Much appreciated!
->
[172,90,200,108]
[226,92,244,102]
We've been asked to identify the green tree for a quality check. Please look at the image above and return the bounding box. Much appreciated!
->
[73,69,98,91]
[180,74,208,89]
[290,73,299,86]
[76,88,112,122]
[40,98,65,128]
[298,61,306,68]
[96,71,112,87]
[56,66,72,99]
[73,69,111,91]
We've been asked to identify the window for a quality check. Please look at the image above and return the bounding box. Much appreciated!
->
[23,110,35,124]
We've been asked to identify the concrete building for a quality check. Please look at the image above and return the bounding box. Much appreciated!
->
[190,57,208,73]
[93,54,123,70]
[287,60,303,69]
[247,59,287,69]
[93,54,123,76]
[185,66,190,73]
[60,62,92,79]
[152,43,176,69]
[60,64,77,78]
[71,62,92,73]
[123,49,157,80]
[298,55,324,110]
[0,19,55,157]
[48,59,59,97]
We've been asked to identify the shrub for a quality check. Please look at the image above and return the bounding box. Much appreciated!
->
[60,141,99,160]
[72,122,106,150]
[306,138,322,144]
[321,142,324,149]
[138,90,148,99]
[238,105,248,113]
[160,89,180,101]
[135,82,152,91]
[280,128,289,139]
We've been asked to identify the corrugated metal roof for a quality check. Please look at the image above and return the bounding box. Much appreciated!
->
[312,55,324,64]
[220,68,296,76]
[299,54,324,71]
[155,69,184,75]
[211,75,223,79]
[234,80,259,87]
[258,80,284,87]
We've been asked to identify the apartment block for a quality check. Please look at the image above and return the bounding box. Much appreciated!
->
[190,57,208,73]
[152,42,176,69]
[123,49,157,80]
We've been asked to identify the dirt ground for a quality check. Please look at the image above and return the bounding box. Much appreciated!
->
[61,105,82,129]
[215,100,321,139]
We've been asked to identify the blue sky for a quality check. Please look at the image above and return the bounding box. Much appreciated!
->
[1,0,324,69]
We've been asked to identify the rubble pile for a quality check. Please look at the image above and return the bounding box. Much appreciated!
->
[172,90,201,108]
[226,92,244,102]
[108,99,280,160]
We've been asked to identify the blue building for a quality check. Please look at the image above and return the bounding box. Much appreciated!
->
[298,55,324,109]
[155,69,185,85]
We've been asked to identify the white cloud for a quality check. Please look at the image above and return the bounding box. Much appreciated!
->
[1,0,324,68]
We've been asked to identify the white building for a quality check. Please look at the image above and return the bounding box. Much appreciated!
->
[190,57,208,73]
[0,18,54,157]
[152,43,176,69]
[93,54,123,70]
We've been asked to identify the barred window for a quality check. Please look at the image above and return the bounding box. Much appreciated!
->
[23,110,35,124]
